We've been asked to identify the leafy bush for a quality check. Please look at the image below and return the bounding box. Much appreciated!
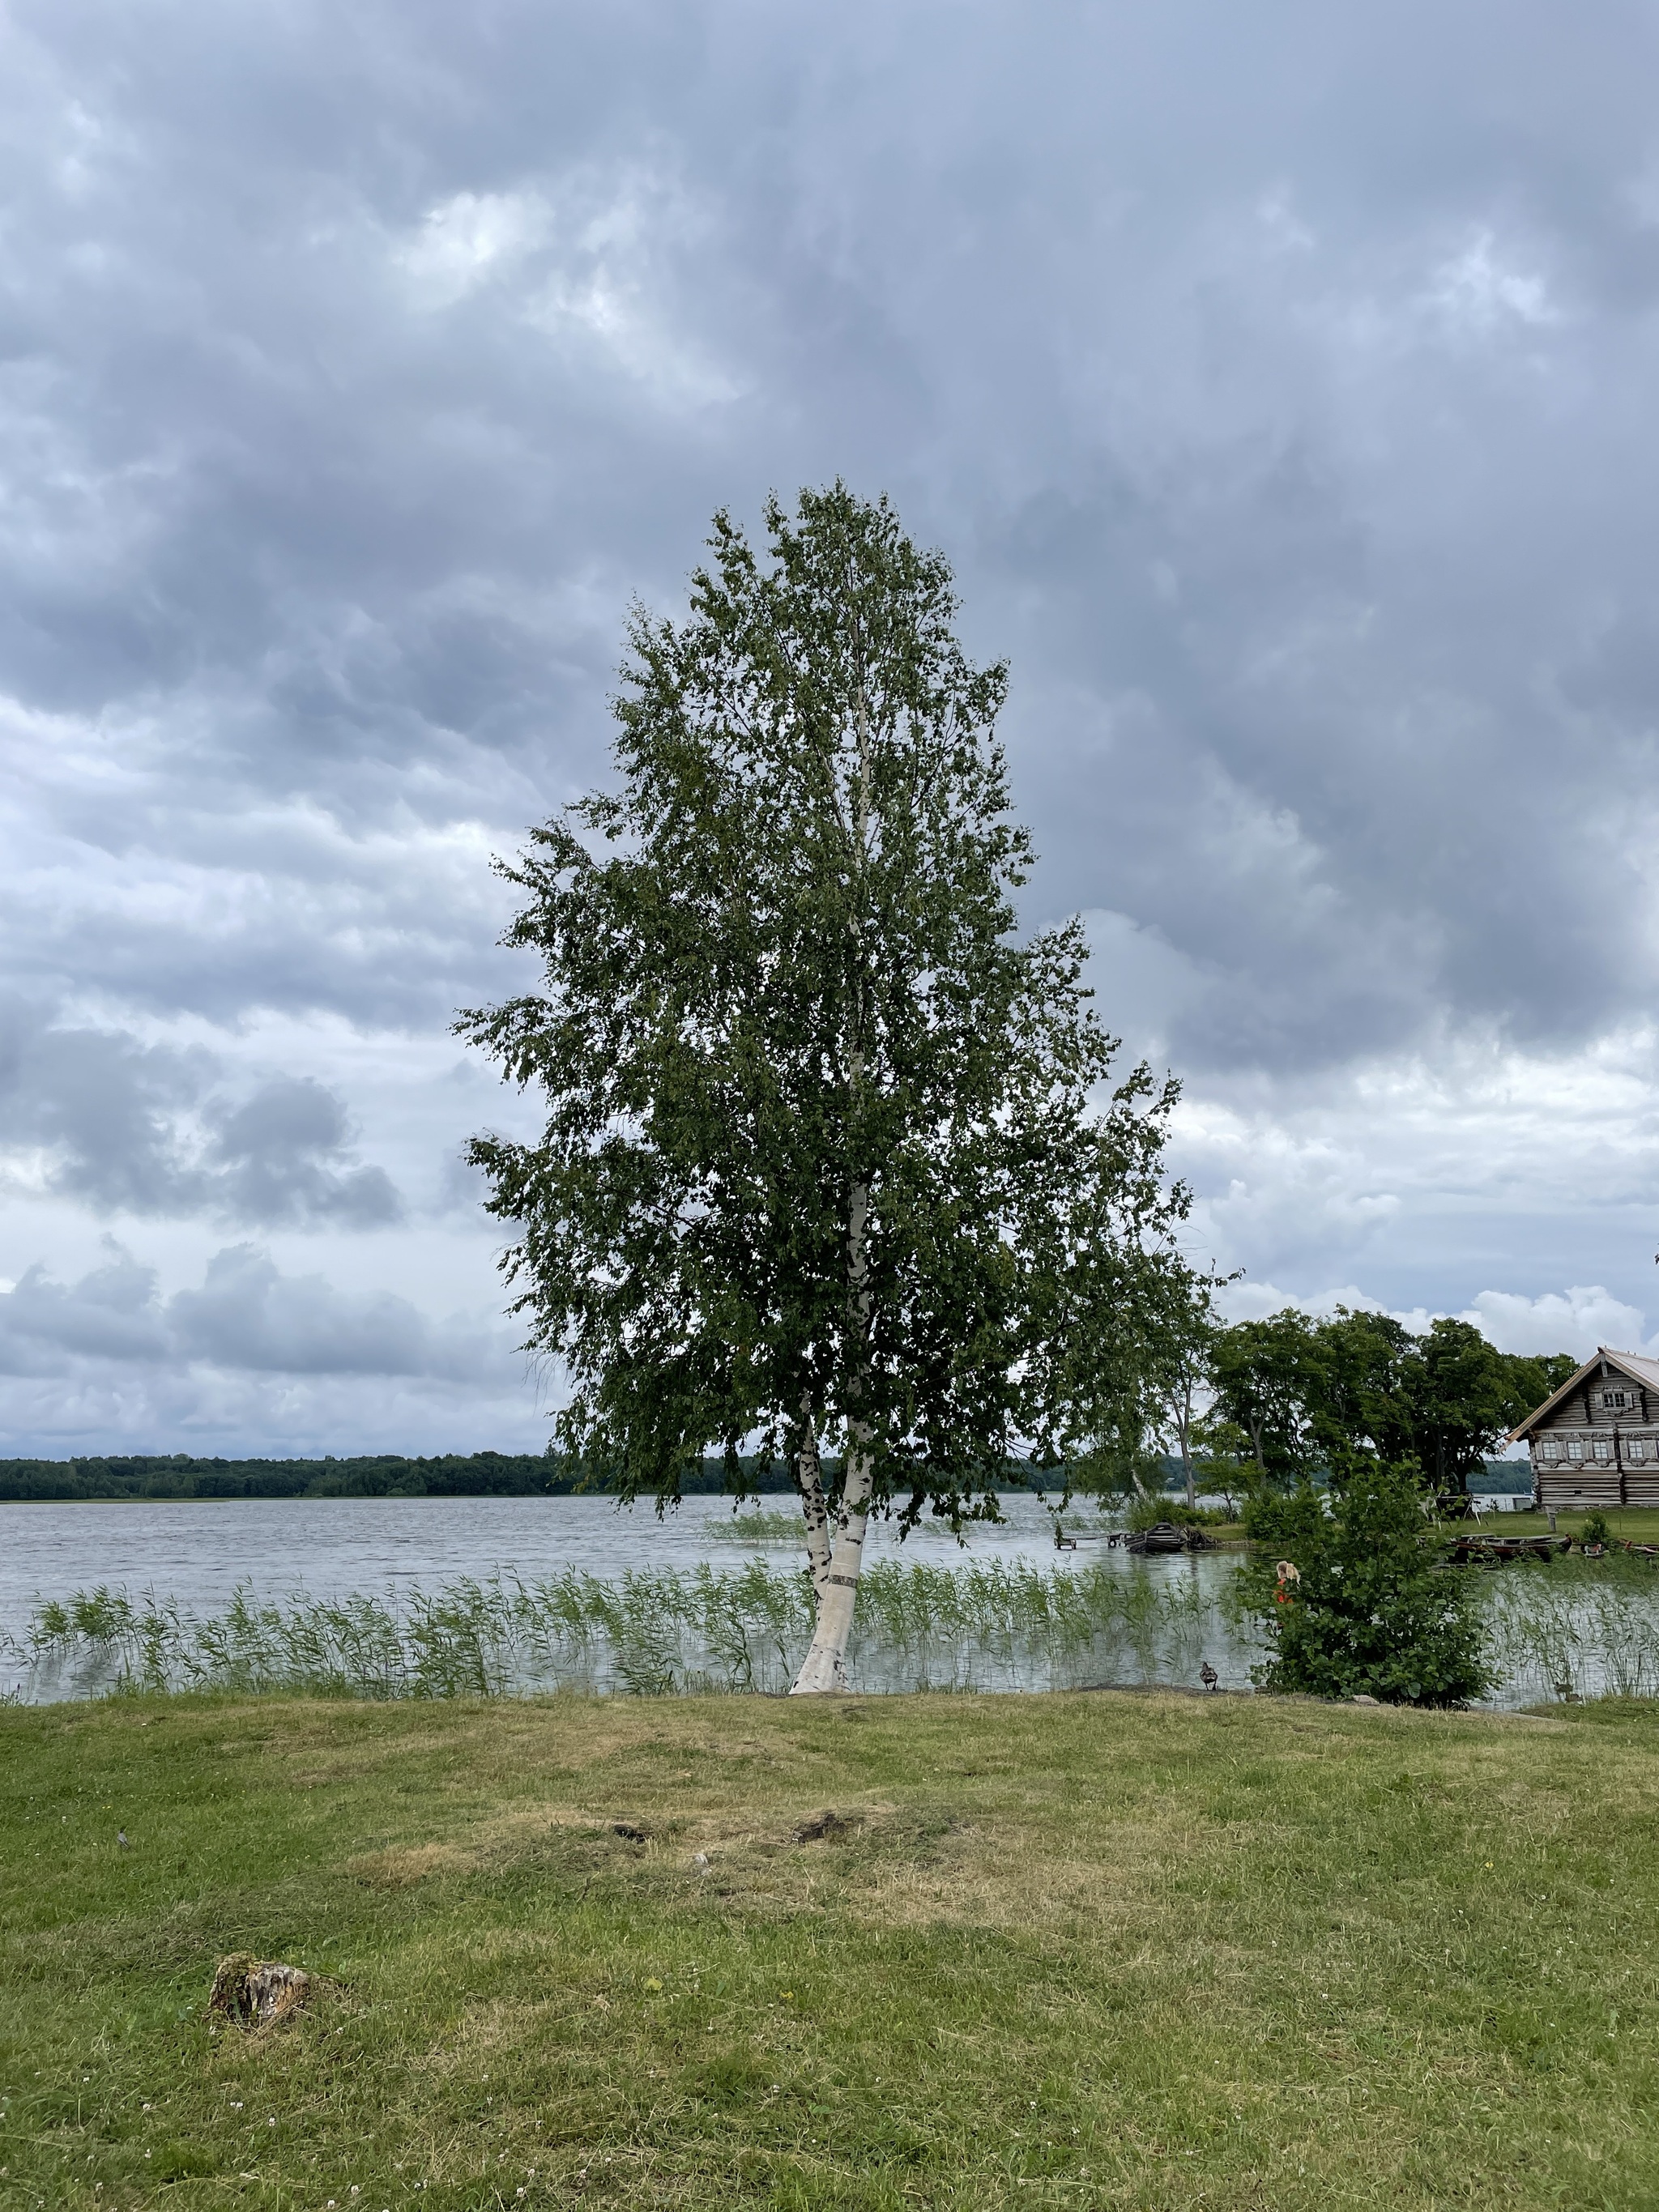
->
[1580,1510,1613,1549]
[1244,1468,1490,1706]
[1125,1494,1232,1532]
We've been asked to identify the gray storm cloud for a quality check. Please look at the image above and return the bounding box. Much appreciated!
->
[2,0,1657,1448]
[0,1237,509,1380]
[0,1004,401,1228]
[0,1242,526,1454]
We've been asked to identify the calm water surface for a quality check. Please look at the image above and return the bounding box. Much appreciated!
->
[0,1492,1253,1701]
[1,1490,1097,1616]
[8,1494,1651,1709]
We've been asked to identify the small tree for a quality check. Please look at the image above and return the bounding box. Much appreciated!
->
[1209,1312,1326,1488]
[1244,1468,1489,1706]
[458,486,1192,1691]
[1060,1251,1210,1512]
[1145,1277,1223,1510]
[1191,1412,1254,1517]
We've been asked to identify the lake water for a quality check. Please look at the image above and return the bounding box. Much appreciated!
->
[0,1492,1256,1703]
[4,1494,1656,1708]
[0,1490,1108,1616]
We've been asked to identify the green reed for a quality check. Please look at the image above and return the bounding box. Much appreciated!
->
[20,1555,1659,1707]
[8,1557,1223,1703]
[1474,1556,1659,1703]
[714,1509,805,1546]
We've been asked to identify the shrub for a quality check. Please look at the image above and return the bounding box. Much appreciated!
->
[1580,1510,1613,1549]
[1125,1494,1230,1532]
[1244,1468,1490,1707]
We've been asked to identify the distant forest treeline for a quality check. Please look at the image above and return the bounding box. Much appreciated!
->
[0,1451,1528,1504]
[0,1453,802,1502]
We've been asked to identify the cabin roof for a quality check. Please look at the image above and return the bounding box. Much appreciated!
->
[1506,1346,1659,1442]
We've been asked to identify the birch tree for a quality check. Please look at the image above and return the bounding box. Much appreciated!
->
[1149,1282,1220,1511]
[458,485,1192,1692]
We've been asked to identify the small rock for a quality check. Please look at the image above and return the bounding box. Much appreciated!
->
[612,1822,650,1843]
[208,1954,311,2029]
[691,1852,710,1872]
[1352,1694,1379,1706]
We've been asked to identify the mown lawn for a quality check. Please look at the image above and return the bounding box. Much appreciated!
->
[2,1687,1657,2210]
[1503,1506,1659,1544]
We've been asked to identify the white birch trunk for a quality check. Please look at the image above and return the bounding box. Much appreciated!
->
[790,676,877,1696]
[789,1444,872,1692]
[791,1179,875,1693]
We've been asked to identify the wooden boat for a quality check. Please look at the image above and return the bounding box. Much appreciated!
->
[1446,1532,1572,1565]
[1125,1521,1212,1555]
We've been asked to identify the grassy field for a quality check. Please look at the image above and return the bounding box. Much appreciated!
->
[1498,1506,1659,1541]
[4,1690,1658,2212]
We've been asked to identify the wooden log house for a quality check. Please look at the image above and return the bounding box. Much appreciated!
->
[1507,1347,1659,1511]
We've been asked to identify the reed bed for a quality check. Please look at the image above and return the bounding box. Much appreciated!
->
[1475,1556,1659,1703]
[8,1558,1221,1703]
[710,1509,804,1546]
[15,1550,1659,1708]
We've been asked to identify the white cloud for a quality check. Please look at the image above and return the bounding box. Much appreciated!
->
[1256,185,1315,255]
[1425,228,1559,336]
[1217,1277,1654,1368]
[392,172,740,406]
[1175,1020,1659,1343]
[395,189,552,305]
[1459,1287,1653,1361]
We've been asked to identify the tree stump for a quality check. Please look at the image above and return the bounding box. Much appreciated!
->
[208,1954,311,2028]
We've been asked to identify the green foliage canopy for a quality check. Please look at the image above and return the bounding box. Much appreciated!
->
[1208,1307,1575,1494]
[457,485,1193,1536]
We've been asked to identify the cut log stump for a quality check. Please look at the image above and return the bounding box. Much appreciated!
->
[208,1954,311,2030]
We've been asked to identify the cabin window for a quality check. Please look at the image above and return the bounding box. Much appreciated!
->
[1602,1388,1631,1409]
[1568,1437,1584,1462]
[1593,1437,1612,1464]
[1630,1438,1648,1464]
[1540,1437,1559,1462]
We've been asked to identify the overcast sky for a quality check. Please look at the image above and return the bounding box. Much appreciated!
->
[4,1,1659,1456]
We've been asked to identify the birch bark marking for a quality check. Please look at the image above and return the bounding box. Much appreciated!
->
[791,660,876,1694]
[793,1397,832,1594]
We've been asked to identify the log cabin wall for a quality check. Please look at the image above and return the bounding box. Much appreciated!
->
[1529,1364,1659,1508]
